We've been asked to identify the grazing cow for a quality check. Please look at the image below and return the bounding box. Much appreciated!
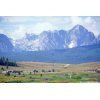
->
[48,70,51,72]
[33,70,38,74]
[42,69,45,73]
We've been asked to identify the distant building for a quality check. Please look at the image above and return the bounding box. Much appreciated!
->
[2,70,23,76]
[95,69,100,73]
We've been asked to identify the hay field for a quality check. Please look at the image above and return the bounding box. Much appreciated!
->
[0,62,100,83]
[3,61,100,73]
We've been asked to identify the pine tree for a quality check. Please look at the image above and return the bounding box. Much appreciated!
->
[6,58,9,69]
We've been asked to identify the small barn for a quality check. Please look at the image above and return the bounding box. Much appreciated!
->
[95,69,100,73]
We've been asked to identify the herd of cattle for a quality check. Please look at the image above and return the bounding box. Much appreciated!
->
[0,68,100,76]
[1,68,55,76]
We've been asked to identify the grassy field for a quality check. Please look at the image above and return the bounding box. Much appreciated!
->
[0,62,100,83]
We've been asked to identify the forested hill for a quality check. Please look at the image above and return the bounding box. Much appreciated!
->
[0,44,100,64]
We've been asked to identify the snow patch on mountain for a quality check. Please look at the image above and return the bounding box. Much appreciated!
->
[68,40,77,48]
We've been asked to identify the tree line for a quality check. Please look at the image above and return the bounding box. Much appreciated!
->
[0,57,17,67]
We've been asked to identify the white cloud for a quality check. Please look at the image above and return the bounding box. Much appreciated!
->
[82,17,99,37]
[67,16,100,37]
[70,16,83,25]
[9,22,57,39]
[0,16,100,39]
[0,29,4,33]
[32,22,57,34]
[9,25,27,39]
[84,17,96,24]
[69,16,96,27]
[2,16,35,23]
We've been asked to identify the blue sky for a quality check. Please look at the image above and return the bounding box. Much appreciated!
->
[0,16,100,39]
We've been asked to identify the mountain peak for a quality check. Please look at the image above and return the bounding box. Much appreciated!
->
[75,24,83,27]
[72,24,87,31]
[70,24,89,34]
[0,33,7,37]
[0,33,14,51]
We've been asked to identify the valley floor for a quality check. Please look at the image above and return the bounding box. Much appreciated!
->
[0,62,100,83]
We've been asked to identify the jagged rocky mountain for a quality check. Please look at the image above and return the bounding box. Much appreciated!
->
[97,35,100,41]
[0,34,14,51]
[13,25,97,51]
[68,25,97,48]
[14,33,38,51]
[0,25,99,51]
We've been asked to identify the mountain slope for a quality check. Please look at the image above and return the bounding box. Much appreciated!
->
[0,34,14,51]
[68,25,97,48]
[37,30,69,50]
[0,44,100,64]
[14,33,38,51]
[97,34,100,41]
